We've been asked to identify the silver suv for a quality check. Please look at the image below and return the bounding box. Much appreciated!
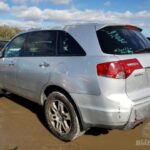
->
[0,23,150,141]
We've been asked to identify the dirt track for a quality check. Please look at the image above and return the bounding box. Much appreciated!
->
[0,95,150,150]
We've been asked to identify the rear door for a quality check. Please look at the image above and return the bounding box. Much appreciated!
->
[96,25,150,101]
[16,31,57,102]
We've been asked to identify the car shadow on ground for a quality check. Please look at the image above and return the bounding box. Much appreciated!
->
[2,94,110,137]
[85,128,110,136]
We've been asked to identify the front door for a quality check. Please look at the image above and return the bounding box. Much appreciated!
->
[16,31,57,102]
[1,34,26,93]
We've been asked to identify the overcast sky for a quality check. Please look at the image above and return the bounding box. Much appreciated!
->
[0,0,150,36]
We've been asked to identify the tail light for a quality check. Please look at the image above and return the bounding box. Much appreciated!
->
[97,59,143,79]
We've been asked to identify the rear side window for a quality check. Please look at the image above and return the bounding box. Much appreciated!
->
[22,31,56,56]
[57,31,86,56]
[97,26,150,54]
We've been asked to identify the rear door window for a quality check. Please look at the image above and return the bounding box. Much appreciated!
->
[97,26,150,54]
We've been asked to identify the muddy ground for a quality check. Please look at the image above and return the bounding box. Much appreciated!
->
[0,94,150,150]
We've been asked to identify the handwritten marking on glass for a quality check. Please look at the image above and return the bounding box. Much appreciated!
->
[114,47,133,54]
[102,30,127,44]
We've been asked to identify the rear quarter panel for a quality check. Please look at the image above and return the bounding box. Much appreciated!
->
[41,55,121,100]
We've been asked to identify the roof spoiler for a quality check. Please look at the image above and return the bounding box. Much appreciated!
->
[98,24,142,32]
[123,25,142,32]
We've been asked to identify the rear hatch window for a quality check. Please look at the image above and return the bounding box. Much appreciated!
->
[97,26,150,55]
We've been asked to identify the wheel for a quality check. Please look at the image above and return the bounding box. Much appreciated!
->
[44,91,83,141]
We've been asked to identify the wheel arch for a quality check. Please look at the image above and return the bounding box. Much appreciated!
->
[42,85,87,131]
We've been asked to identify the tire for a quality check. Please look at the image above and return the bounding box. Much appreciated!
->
[44,91,83,141]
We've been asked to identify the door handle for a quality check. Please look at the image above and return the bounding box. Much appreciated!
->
[39,62,50,68]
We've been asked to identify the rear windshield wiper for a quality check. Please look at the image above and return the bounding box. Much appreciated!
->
[135,47,150,53]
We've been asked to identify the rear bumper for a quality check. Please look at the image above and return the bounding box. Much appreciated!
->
[123,99,150,130]
[71,93,150,130]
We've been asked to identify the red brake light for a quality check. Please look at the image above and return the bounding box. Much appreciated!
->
[97,59,143,79]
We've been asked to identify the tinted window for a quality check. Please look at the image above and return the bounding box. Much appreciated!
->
[22,31,56,56]
[57,31,86,56]
[97,26,150,54]
[4,34,26,57]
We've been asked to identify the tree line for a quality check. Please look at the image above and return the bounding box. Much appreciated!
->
[0,26,22,40]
